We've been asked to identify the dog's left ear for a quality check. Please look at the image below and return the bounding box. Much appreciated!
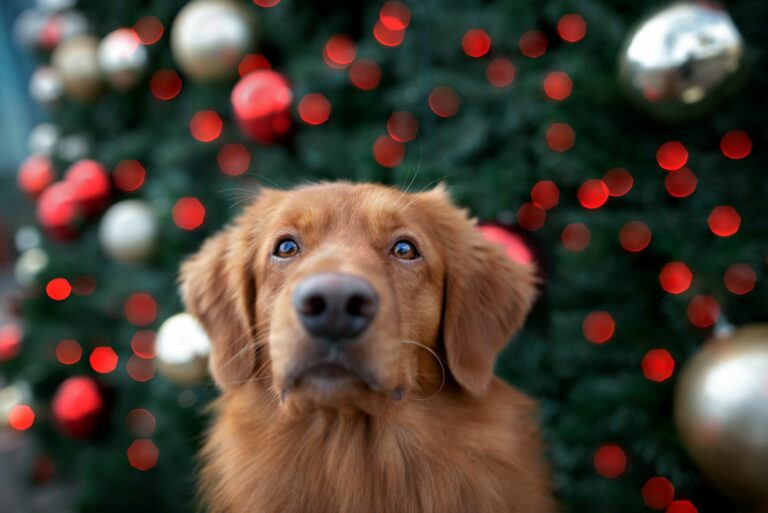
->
[424,186,538,396]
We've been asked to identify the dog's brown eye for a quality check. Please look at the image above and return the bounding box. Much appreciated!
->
[274,238,300,258]
[391,240,419,260]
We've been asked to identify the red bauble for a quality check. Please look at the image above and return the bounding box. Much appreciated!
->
[51,376,106,439]
[18,154,55,197]
[37,181,82,240]
[231,70,293,144]
[477,224,534,265]
[64,159,110,216]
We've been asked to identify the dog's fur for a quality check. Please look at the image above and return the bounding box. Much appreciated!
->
[181,182,556,513]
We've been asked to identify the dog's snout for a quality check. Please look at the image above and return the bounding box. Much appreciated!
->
[293,272,378,341]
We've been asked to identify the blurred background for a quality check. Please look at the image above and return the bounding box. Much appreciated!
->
[1,0,766,512]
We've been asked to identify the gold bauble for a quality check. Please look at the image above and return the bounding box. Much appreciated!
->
[156,313,211,385]
[52,35,102,101]
[675,325,768,503]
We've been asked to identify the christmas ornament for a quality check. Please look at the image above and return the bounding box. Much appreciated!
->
[36,181,81,240]
[18,154,55,197]
[14,226,42,252]
[231,70,292,143]
[171,0,255,81]
[619,2,745,121]
[14,248,49,289]
[51,376,107,439]
[13,8,49,51]
[0,381,33,428]
[29,66,65,107]
[52,35,102,101]
[57,133,91,161]
[98,28,148,90]
[28,123,60,155]
[64,159,110,216]
[675,324,768,503]
[39,10,90,50]
[156,313,211,384]
[99,200,158,263]
[0,324,23,362]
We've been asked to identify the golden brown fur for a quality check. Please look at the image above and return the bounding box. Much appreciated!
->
[181,182,556,513]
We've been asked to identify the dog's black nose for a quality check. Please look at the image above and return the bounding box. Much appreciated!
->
[293,272,378,341]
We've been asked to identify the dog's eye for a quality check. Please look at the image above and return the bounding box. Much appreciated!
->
[274,238,300,258]
[391,240,419,260]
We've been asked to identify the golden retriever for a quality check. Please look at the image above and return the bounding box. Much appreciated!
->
[181,182,556,513]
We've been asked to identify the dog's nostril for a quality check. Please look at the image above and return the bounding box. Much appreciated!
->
[301,295,326,316]
[346,294,370,317]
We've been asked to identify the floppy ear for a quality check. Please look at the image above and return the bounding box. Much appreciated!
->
[427,187,538,395]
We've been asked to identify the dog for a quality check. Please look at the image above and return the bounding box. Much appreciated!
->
[181,182,556,513]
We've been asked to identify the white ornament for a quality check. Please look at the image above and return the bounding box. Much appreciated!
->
[14,226,42,253]
[29,66,65,107]
[156,313,212,384]
[15,249,49,288]
[52,35,102,101]
[98,28,148,90]
[28,123,60,155]
[99,200,158,263]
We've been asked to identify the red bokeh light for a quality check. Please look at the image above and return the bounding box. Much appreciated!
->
[37,181,80,240]
[577,179,608,209]
[46,278,72,301]
[150,69,182,101]
[217,144,251,176]
[133,16,163,45]
[516,202,546,231]
[546,123,575,152]
[486,58,516,87]
[127,439,159,471]
[667,501,698,513]
[348,59,382,90]
[124,293,157,327]
[253,0,281,6]
[642,349,675,382]
[603,168,633,197]
[324,34,357,69]
[9,405,35,431]
[126,409,156,438]
[130,330,156,359]
[189,111,223,143]
[720,130,751,160]
[620,221,652,252]
[18,154,55,197]
[665,168,697,198]
[52,376,103,438]
[127,356,155,382]
[0,324,22,362]
[583,311,615,344]
[519,30,547,58]
[562,223,591,252]
[90,346,118,374]
[65,159,110,216]
[462,29,491,58]
[113,160,146,192]
[379,1,411,31]
[543,71,573,101]
[173,197,206,230]
[238,54,271,77]
[530,180,559,210]
[642,477,675,510]
[558,14,587,43]
[656,142,688,171]
[594,444,627,478]
[659,262,692,294]
[231,70,293,144]
[387,111,419,143]
[708,206,740,237]
[724,263,756,295]
[56,339,82,365]
[373,20,406,47]
[72,276,96,296]
[478,225,533,265]
[428,87,460,118]
[372,135,405,167]
[298,93,332,125]
[687,296,720,328]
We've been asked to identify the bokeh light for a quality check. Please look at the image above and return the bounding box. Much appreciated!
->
[659,262,692,294]
[348,59,382,90]
[723,263,756,295]
[189,111,223,142]
[478,225,533,264]
[516,203,546,231]
[667,501,698,513]
[387,111,418,142]
[323,34,356,69]
[372,135,404,167]
[486,58,516,87]
[708,206,740,237]
[373,20,405,47]
[603,168,633,197]
[620,221,651,252]
[720,130,751,160]
[127,356,155,382]
[577,179,608,209]
[558,14,587,42]
[530,180,559,210]
[428,87,460,117]
[546,123,575,152]
[562,223,590,252]
[173,197,206,230]
[150,69,182,101]
[0,324,22,362]
[687,296,720,328]
[56,339,82,365]
[642,477,675,510]
[462,29,491,58]
[379,1,411,30]
[217,144,251,176]
[298,93,332,125]
[9,405,35,431]
[253,0,281,6]
[238,54,271,77]
[656,142,688,171]
[665,168,697,198]
[46,278,72,301]
[90,346,118,374]
[113,160,146,192]
[133,16,163,45]
[543,72,572,101]
[126,409,156,438]
[642,349,675,382]
[127,439,159,471]
[519,30,547,58]
[130,330,156,359]
[124,293,157,327]
[583,311,615,344]
[18,154,54,197]
[72,276,97,297]
[594,444,626,478]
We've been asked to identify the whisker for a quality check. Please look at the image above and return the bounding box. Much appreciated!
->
[400,339,446,401]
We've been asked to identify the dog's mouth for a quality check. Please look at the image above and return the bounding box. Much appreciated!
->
[281,356,381,403]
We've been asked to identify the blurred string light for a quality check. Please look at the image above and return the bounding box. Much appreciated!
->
[516,203,546,231]
[530,181,559,210]
[8,404,35,431]
[477,225,533,264]
[656,141,688,171]
[659,262,692,294]
[374,21,405,47]
[665,168,697,198]
[18,155,55,197]
[379,1,410,30]
[127,439,159,471]
[620,221,652,252]
[217,144,251,176]
[486,58,515,87]
[348,59,382,90]
[131,331,156,359]
[546,122,575,152]
[239,54,271,77]
[56,339,82,365]
[642,477,675,510]
[113,160,146,192]
[602,168,633,197]
[519,30,547,58]
[428,87,460,117]
[189,111,223,142]
[89,346,118,374]
[593,444,627,478]
[561,223,590,252]
[687,295,720,328]
[557,14,587,43]
[543,71,572,101]
[133,16,163,45]
[150,69,182,100]
[720,130,751,159]
[253,0,281,7]
[323,34,356,69]
[372,135,404,167]
[0,324,22,361]
[583,311,615,344]
[126,409,156,437]
[642,349,675,382]
[72,276,96,296]
[577,179,608,209]
[667,501,698,513]
[461,29,491,58]
[127,356,155,382]
[125,293,158,327]
[298,93,332,125]
[724,263,756,295]
[708,206,740,237]
[46,277,72,300]
[386,111,418,142]
[173,197,206,230]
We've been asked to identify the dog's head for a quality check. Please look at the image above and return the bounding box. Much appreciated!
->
[181,183,536,414]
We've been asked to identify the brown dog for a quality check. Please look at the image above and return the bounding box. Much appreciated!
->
[181,182,556,513]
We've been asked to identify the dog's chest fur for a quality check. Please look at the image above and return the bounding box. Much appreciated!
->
[200,381,556,513]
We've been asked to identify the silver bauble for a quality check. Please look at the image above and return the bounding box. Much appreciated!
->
[29,66,65,107]
[99,200,158,263]
[52,35,102,101]
[14,248,49,289]
[675,325,768,503]
[28,123,60,155]
[156,313,212,385]
[619,1,745,121]
[171,0,255,81]
[98,28,148,90]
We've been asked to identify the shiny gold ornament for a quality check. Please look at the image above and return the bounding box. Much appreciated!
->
[99,200,158,263]
[675,325,768,503]
[618,1,745,121]
[52,35,102,101]
[171,0,256,81]
[156,313,212,385]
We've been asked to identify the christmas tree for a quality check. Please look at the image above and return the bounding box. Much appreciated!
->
[3,0,767,512]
